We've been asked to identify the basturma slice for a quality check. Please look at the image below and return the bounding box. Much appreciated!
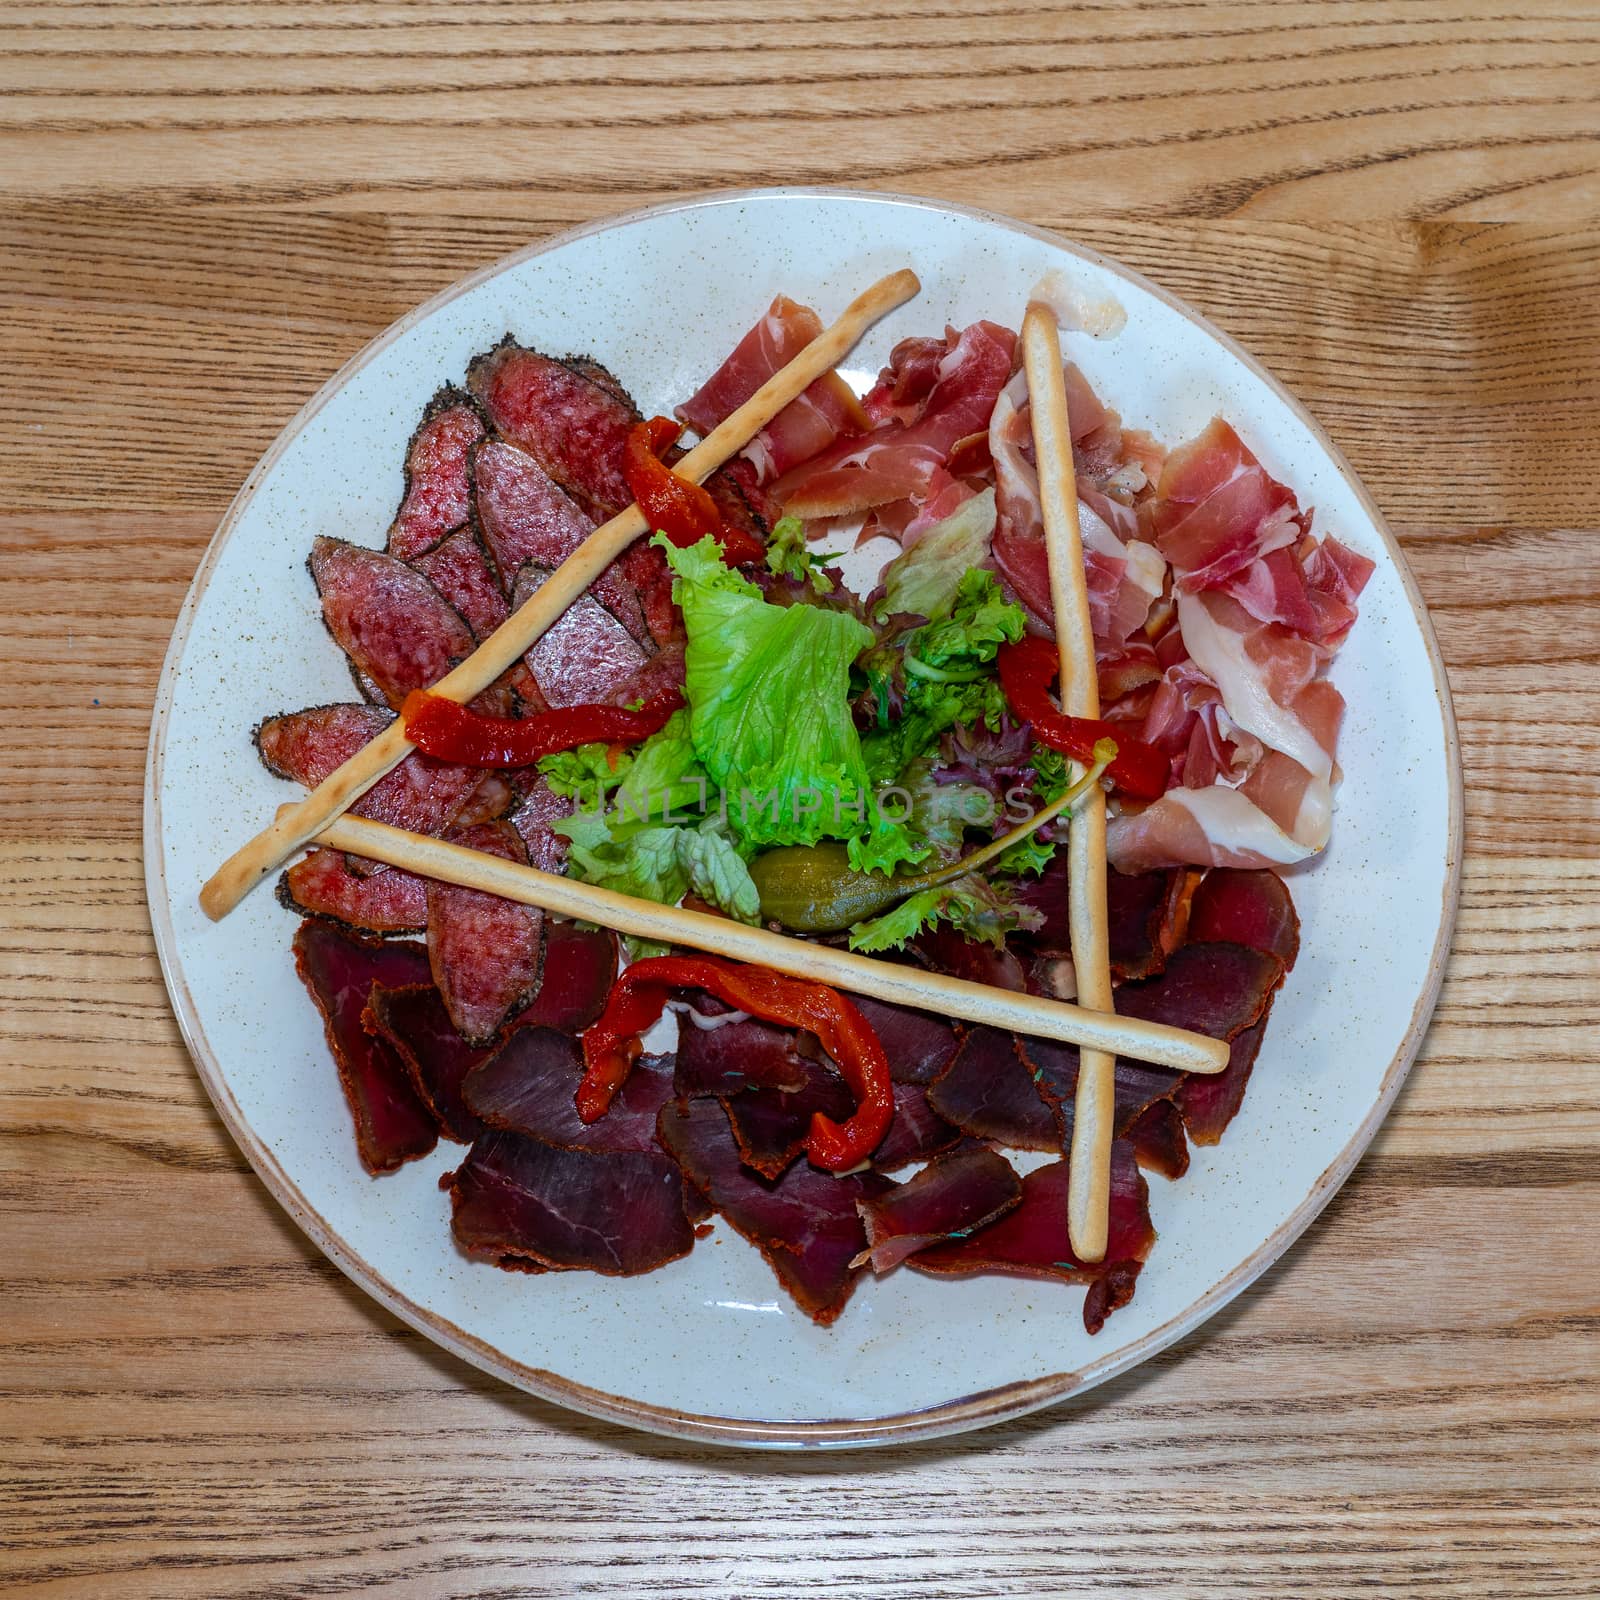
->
[308,536,478,710]
[277,848,427,935]
[425,821,544,1045]
[1123,1096,1190,1180]
[1113,941,1285,1041]
[855,1144,1022,1273]
[845,993,960,1085]
[1016,859,1187,979]
[672,1004,812,1098]
[1186,868,1301,971]
[928,1024,1058,1151]
[870,1083,961,1173]
[912,1143,1156,1334]
[412,525,508,642]
[386,388,487,561]
[256,703,484,839]
[658,1097,891,1327]
[1017,1037,1185,1148]
[446,1128,694,1276]
[471,438,651,643]
[463,1029,671,1154]
[1174,1015,1269,1147]
[516,921,618,1032]
[721,1053,855,1181]
[291,920,437,1175]
[364,982,490,1143]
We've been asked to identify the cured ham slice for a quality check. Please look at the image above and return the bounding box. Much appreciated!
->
[1224,534,1375,648]
[1187,867,1300,970]
[676,295,868,484]
[446,1129,694,1276]
[364,982,490,1143]
[512,564,652,709]
[277,848,427,935]
[1107,784,1320,873]
[255,703,484,840]
[927,1025,1057,1152]
[463,1030,671,1154]
[871,1083,961,1172]
[911,1146,1154,1334]
[291,921,437,1175]
[855,1144,1021,1273]
[658,1097,891,1326]
[861,335,947,426]
[386,388,487,562]
[672,1006,812,1098]
[411,525,508,642]
[425,821,544,1044]
[308,536,478,711]
[1142,418,1300,592]
[772,321,1016,519]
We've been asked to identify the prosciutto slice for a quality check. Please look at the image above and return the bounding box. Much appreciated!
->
[277,848,427,935]
[677,295,867,484]
[308,536,478,711]
[927,1025,1057,1152]
[291,921,437,1175]
[658,1097,890,1326]
[386,388,487,562]
[447,1129,694,1276]
[855,1144,1022,1273]
[255,704,483,840]
[911,1145,1155,1334]
[364,982,490,1143]
[425,821,544,1044]
[772,321,1015,519]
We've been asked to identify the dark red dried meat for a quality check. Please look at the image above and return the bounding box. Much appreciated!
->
[256,703,484,840]
[308,536,477,710]
[426,820,544,1044]
[722,1052,856,1180]
[871,1083,961,1173]
[927,1025,1057,1151]
[291,921,436,1175]
[846,994,959,1085]
[463,1030,671,1154]
[472,438,652,643]
[412,525,508,641]
[512,564,652,709]
[1124,1096,1190,1180]
[1187,868,1300,971]
[386,388,487,562]
[447,1128,693,1276]
[856,1144,1021,1273]
[912,1144,1155,1334]
[277,848,426,935]
[1017,1037,1184,1146]
[1114,941,1284,1041]
[1174,1015,1268,1146]
[364,982,489,1143]
[1016,859,1187,980]
[914,927,1027,992]
[672,1006,812,1098]
[658,1097,890,1326]
[514,920,618,1032]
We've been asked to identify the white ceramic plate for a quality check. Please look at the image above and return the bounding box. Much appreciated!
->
[146,188,1461,1449]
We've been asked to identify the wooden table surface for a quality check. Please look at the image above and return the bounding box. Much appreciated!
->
[4,3,1597,1595]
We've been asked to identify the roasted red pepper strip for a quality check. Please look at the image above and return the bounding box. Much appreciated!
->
[401,687,682,768]
[997,635,1169,800]
[578,955,894,1172]
[622,416,766,566]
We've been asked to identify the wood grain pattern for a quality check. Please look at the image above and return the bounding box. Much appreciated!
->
[2,3,1597,1595]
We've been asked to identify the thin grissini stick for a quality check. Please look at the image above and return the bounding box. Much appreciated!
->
[1022,302,1117,1264]
[315,813,1230,1076]
[198,269,922,922]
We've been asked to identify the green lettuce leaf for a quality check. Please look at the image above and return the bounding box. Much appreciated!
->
[536,742,634,806]
[876,488,996,620]
[765,514,837,593]
[846,872,1043,953]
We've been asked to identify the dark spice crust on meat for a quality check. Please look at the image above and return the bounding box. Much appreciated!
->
[385,384,489,558]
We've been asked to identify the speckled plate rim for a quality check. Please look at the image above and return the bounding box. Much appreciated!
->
[145,185,1464,1451]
